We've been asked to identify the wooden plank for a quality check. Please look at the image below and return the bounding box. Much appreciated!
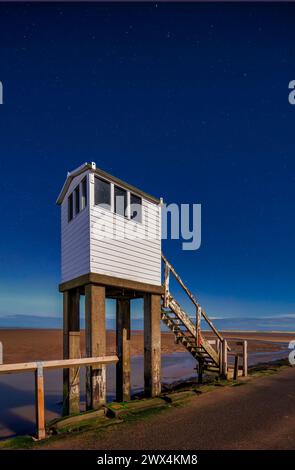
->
[196,306,201,348]
[233,354,239,380]
[218,338,222,374]
[0,356,118,375]
[243,340,248,377]
[116,298,131,402]
[35,364,46,440]
[200,336,220,365]
[59,272,164,295]
[68,331,81,415]
[63,289,80,416]
[221,339,228,379]
[85,284,106,409]
[163,263,170,308]
[62,290,70,417]
[144,294,161,397]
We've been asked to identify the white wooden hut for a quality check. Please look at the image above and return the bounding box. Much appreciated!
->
[56,162,163,415]
[57,162,162,286]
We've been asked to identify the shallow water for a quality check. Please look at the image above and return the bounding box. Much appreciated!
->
[0,349,290,439]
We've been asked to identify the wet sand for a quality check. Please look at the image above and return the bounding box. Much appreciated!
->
[0,329,294,363]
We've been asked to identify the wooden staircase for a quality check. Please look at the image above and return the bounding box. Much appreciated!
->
[161,254,229,380]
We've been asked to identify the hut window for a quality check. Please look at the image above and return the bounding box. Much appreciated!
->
[114,185,127,217]
[130,194,142,223]
[95,176,111,208]
[75,185,80,215]
[81,177,87,210]
[68,193,73,222]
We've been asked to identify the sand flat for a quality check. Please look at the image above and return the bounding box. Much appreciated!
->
[0,329,293,364]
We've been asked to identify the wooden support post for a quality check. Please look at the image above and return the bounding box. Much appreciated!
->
[85,284,106,409]
[116,298,131,402]
[35,363,46,440]
[63,289,80,416]
[68,331,80,414]
[216,338,220,354]
[198,359,204,384]
[221,339,228,379]
[243,340,248,377]
[233,354,239,380]
[62,291,69,416]
[218,339,223,375]
[144,294,161,397]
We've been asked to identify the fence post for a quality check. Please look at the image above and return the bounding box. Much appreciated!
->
[221,339,228,379]
[218,339,222,375]
[243,340,248,377]
[198,359,204,384]
[233,354,239,380]
[35,363,46,440]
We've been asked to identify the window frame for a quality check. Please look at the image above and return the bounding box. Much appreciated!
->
[114,184,128,219]
[81,177,87,211]
[74,185,80,215]
[130,193,142,223]
[94,176,111,209]
[68,193,73,222]
[67,173,144,225]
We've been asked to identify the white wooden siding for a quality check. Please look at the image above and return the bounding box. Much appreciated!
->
[61,172,90,282]
[89,173,162,286]
[60,170,162,286]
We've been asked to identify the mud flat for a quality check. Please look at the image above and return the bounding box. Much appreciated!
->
[0,328,293,363]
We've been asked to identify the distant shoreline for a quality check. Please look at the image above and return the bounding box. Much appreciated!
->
[0,327,295,334]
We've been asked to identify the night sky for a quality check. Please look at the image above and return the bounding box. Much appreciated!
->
[0,2,295,325]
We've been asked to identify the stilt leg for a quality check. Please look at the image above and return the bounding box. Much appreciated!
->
[144,294,161,397]
[85,284,106,409]
[116,298,131,402]
[63,289,80,416]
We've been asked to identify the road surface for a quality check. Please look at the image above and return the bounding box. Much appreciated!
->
[43,366,295,450]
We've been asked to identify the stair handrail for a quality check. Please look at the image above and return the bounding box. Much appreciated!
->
[162,253,227,347]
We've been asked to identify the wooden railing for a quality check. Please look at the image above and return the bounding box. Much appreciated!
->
[162,253,228,349]
[228,341,248,379]
[0,355,118,440]
[208,339,248,379]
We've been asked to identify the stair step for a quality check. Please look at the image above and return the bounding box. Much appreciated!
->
[162,290,222,374]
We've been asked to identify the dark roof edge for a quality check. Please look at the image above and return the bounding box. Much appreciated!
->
[56,163,161,205]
